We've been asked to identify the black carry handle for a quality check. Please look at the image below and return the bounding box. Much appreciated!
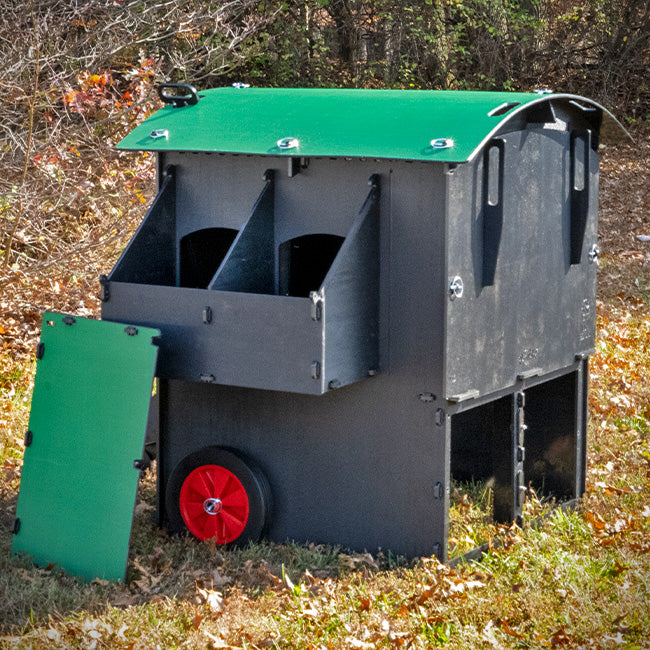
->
[158,83,200,108]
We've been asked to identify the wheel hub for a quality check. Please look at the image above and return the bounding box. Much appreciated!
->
[203,497,223,515]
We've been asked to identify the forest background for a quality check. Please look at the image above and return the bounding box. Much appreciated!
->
[1,1,649,648]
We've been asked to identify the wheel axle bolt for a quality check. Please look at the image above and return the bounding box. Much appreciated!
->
[203,497,223,515]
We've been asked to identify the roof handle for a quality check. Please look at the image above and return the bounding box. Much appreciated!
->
[158,83,200,108]
[569,99,598,113]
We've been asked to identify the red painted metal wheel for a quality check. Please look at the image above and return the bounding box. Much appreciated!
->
[179,464,249,543]
[166,447,270,545]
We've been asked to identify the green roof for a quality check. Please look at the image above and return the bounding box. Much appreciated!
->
[117,87,625,163]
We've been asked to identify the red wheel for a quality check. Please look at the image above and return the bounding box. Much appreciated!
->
[179,465,249,543]
[166,447,270,545]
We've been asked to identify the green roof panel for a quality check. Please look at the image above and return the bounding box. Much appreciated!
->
[117,87,626,163]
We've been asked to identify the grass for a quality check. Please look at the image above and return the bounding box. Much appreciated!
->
[2,306,648,648]
[1,137,650,648]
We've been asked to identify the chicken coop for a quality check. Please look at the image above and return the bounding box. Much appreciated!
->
[12,86,626,580]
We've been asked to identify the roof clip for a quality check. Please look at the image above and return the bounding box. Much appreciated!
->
[430,138,454,150]
[277,137,299,150]
[150,129,168,140]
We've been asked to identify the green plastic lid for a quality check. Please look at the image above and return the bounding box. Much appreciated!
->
[117,87,626,163]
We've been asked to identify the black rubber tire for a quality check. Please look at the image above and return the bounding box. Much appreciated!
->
[165,446,271,545]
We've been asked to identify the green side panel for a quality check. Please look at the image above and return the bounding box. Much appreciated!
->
[116,88,626,163]
[12,313,159,582]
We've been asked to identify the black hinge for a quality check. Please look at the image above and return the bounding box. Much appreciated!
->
[25,430,33,447]
[13,518,21,535]
[36,342,45,360]
[62,315,76,326]
[435,408,446,427]
[99,274,110,302]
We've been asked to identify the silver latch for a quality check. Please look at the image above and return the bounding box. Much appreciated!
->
[310,290,323,321]
[150,129,169,140]
[588,244,600,264]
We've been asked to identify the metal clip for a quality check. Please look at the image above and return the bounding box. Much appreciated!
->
[310,290,323,321]
[277,137,299,150]
[430,138,454,150]
[449,276,464,300]
[150,129,169,140]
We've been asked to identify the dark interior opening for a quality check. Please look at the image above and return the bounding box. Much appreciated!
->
[450,396,512,522]
[279,234,344,297]
[524,372,577,501]
[450,372,579,537]
[180,228,238,289]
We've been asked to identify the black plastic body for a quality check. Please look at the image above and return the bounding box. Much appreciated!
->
[102,101,599,559]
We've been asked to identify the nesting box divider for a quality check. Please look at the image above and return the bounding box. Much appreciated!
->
[110,169,176,286]
[209,171,275,293]
[318,175,380,389]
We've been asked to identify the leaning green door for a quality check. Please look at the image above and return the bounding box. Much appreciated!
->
[12,313,159,581]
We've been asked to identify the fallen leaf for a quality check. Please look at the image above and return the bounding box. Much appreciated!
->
[197,586,225,613]
[358,597,371,611]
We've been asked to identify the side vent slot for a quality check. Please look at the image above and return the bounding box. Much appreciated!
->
[482,139,505,287]
[570,130,590,265]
